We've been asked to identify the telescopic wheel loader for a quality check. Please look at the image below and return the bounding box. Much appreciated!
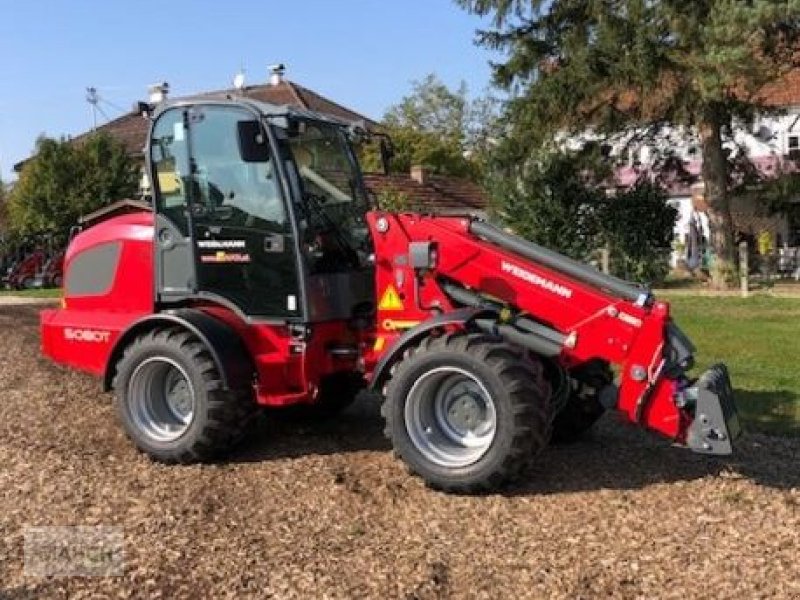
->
[41,97,740,493]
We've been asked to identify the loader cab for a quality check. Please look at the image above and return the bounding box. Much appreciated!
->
[147,99,374,322]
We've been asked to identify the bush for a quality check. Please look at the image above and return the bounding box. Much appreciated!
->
[488,151,677,284]
[598,182,677,283]
[8,133,139,236]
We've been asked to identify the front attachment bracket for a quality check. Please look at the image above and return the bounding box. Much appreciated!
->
[686,363,741,455]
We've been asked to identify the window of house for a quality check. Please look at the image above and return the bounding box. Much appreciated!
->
[788,135,800,151]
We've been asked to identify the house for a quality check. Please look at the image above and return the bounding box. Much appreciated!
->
[585,69,800,256]
[13,68,488,217]
[78,198,152,228]
[15,70,378,170]
[363,165,488,215]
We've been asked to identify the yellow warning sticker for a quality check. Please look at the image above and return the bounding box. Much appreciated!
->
[378,284,404,311]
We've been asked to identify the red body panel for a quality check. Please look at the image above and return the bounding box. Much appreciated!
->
[202,306,360,406]
[41,211,360,408]
[366,212,686,440]
[41,212,155,375]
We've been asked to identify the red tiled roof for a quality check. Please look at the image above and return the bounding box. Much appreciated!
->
[78,198,150,226]
[362,172,489,213]
[756,68,800,107]
[15,80,376,171]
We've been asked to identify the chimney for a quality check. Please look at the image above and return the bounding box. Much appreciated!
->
[148,82,169,104]
[268,63,286,86]
[410,165,427,185]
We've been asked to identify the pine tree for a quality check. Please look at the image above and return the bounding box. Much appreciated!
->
[457,0,800,287]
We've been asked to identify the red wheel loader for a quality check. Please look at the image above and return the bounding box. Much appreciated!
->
[41,98,740,492]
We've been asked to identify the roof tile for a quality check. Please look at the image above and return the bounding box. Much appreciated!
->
[362,172,488,213]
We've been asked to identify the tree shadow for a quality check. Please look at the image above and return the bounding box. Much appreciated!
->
[506,418,800,496]
[228,395,391,464]
[226,393,800,495]
[735,388,799,437]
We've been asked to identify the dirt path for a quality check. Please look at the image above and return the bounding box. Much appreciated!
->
[0,296,58,305]
[1,305,798,599]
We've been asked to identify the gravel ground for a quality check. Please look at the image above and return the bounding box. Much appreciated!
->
[1,304,798,599]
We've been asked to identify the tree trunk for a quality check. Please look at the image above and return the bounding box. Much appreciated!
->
[698,107,736,289]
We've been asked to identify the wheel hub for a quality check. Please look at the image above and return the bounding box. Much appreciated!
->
[128,357,196,443]
[165,374,193,420]
[405,367,497,468]
[444,387,487,432]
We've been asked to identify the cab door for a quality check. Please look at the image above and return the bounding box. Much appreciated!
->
[149,104,302,318]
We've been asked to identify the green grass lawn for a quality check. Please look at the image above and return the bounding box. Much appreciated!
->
[0,286,793,434]
[0,288,62,298]
[666,295,800,436]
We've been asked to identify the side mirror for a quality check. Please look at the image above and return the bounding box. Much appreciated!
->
[237,120,270,162]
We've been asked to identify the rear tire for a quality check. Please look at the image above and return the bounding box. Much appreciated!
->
[112,327,257,463]
[550,360,613,443]
[382,333,551,493]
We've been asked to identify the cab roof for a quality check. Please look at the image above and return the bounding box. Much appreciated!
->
[153,95,356,129]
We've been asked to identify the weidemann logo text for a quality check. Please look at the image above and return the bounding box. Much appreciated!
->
[500,261,573,299]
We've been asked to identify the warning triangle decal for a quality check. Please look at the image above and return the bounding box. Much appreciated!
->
[378,284,404,311]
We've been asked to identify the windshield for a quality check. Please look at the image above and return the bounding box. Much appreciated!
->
[285,120,371,272]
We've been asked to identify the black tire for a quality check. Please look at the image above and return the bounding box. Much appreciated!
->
[271,371,366,421]
[550,360,614,444]
[112,327,257,463]
[382,333,551,493]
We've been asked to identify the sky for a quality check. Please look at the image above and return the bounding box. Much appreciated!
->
[0,0,497,181]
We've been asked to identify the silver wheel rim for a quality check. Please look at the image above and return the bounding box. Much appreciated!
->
[404,366,497,468]
[128,357,195,443]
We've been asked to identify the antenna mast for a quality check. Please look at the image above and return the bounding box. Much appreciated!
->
[86,87,100,130]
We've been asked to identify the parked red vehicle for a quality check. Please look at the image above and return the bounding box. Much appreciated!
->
[7,250,46,290]
[41,250,65,288]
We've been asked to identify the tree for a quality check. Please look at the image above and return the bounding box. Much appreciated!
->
[457,0,800,287]
[599,181,678,283]
[489,148,677,283]
[0,177,7,233]
[361,74,497,180]
[8,132,139,236]
[490,148,606,260]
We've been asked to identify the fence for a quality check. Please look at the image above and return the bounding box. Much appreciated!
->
[739,243,800,296]
[591,247,673,283]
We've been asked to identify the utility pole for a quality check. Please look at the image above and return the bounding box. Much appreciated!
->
[86,87,99,130]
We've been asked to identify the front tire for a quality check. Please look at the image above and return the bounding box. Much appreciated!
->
[550,360,614,443]
[382,333,551,493]
[112,327,257,463]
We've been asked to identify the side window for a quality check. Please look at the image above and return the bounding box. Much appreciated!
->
[150,110,189,233]
[190,108,287,228]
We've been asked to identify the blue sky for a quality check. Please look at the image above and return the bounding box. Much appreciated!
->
[0,0,496,180]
